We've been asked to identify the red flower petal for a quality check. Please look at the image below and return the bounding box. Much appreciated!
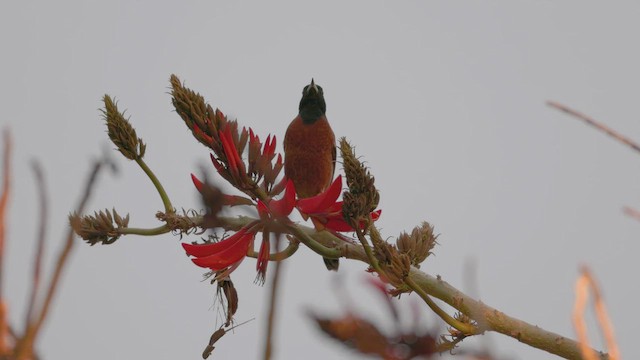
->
[323,216,355,232]
[297,176,342,214]
[193,124,214,146]
[210,153,225,174]
[191,173,204,192]
[263,134,272,156]
[182,228,248,258]
[190,231,254,270]
[322,209,383,232]
[268,180,296,217]
[256,200,270,219]
[219,128,238,174]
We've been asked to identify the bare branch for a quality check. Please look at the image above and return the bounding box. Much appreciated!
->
[15,157,114,359]
[25,161,48,325]
[0,129,12,355]
[622,206,640,221]
[547,101,640,153]
[573,266,620,360]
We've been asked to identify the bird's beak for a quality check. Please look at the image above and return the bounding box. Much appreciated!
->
[309,78,318,93]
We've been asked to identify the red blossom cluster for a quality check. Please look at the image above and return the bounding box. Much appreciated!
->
[184,126,380,280]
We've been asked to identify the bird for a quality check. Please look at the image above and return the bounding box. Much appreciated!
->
[283,79,339,271]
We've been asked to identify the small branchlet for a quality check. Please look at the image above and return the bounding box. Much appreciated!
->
[69,208,129,245]
[339,138,379,229]
[102,95,146,160]
[397,222,439,268]
[156,210,202,236]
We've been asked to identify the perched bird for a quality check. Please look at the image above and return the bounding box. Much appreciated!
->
[284,79,339,271]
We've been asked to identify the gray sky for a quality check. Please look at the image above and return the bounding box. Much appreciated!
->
[2,1,639,359]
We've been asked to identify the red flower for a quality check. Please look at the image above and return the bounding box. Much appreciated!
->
[182,226,256,271]
[218,125,246,181]
[190,173,254,206]
[297,176,381,232]
[257,179,296,219]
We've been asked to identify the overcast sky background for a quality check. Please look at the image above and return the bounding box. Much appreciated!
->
[2,1,639,359]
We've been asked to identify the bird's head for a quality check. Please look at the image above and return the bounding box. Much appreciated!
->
[298,78,326,123]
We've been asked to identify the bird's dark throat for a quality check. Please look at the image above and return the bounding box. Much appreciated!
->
[299,106,325,124]
[299,98,326,124]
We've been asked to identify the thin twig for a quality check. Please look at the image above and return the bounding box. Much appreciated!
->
[15,158,112,359]
[547,101,640,153]
[0,129,11,355]
[263,234,284,360]
[0,130,11,299]
[135,158,174,213]
[25,161,48,325]
[573,266,620,360]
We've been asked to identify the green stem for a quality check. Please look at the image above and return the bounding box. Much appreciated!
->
[247,239,299,261]
[135,158,173,213]
[405,276,477,335]
[119,225,171,237]
[285,225,341,259]
[354,228,384,275]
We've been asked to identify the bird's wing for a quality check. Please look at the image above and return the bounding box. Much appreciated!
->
[332,144,336,178]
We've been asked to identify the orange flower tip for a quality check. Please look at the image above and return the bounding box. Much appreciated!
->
[191,174,204,192]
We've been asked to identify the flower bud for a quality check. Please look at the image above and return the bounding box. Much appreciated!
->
[102,95,146,160]
[339,137,380,227]
[396,222,438,267]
